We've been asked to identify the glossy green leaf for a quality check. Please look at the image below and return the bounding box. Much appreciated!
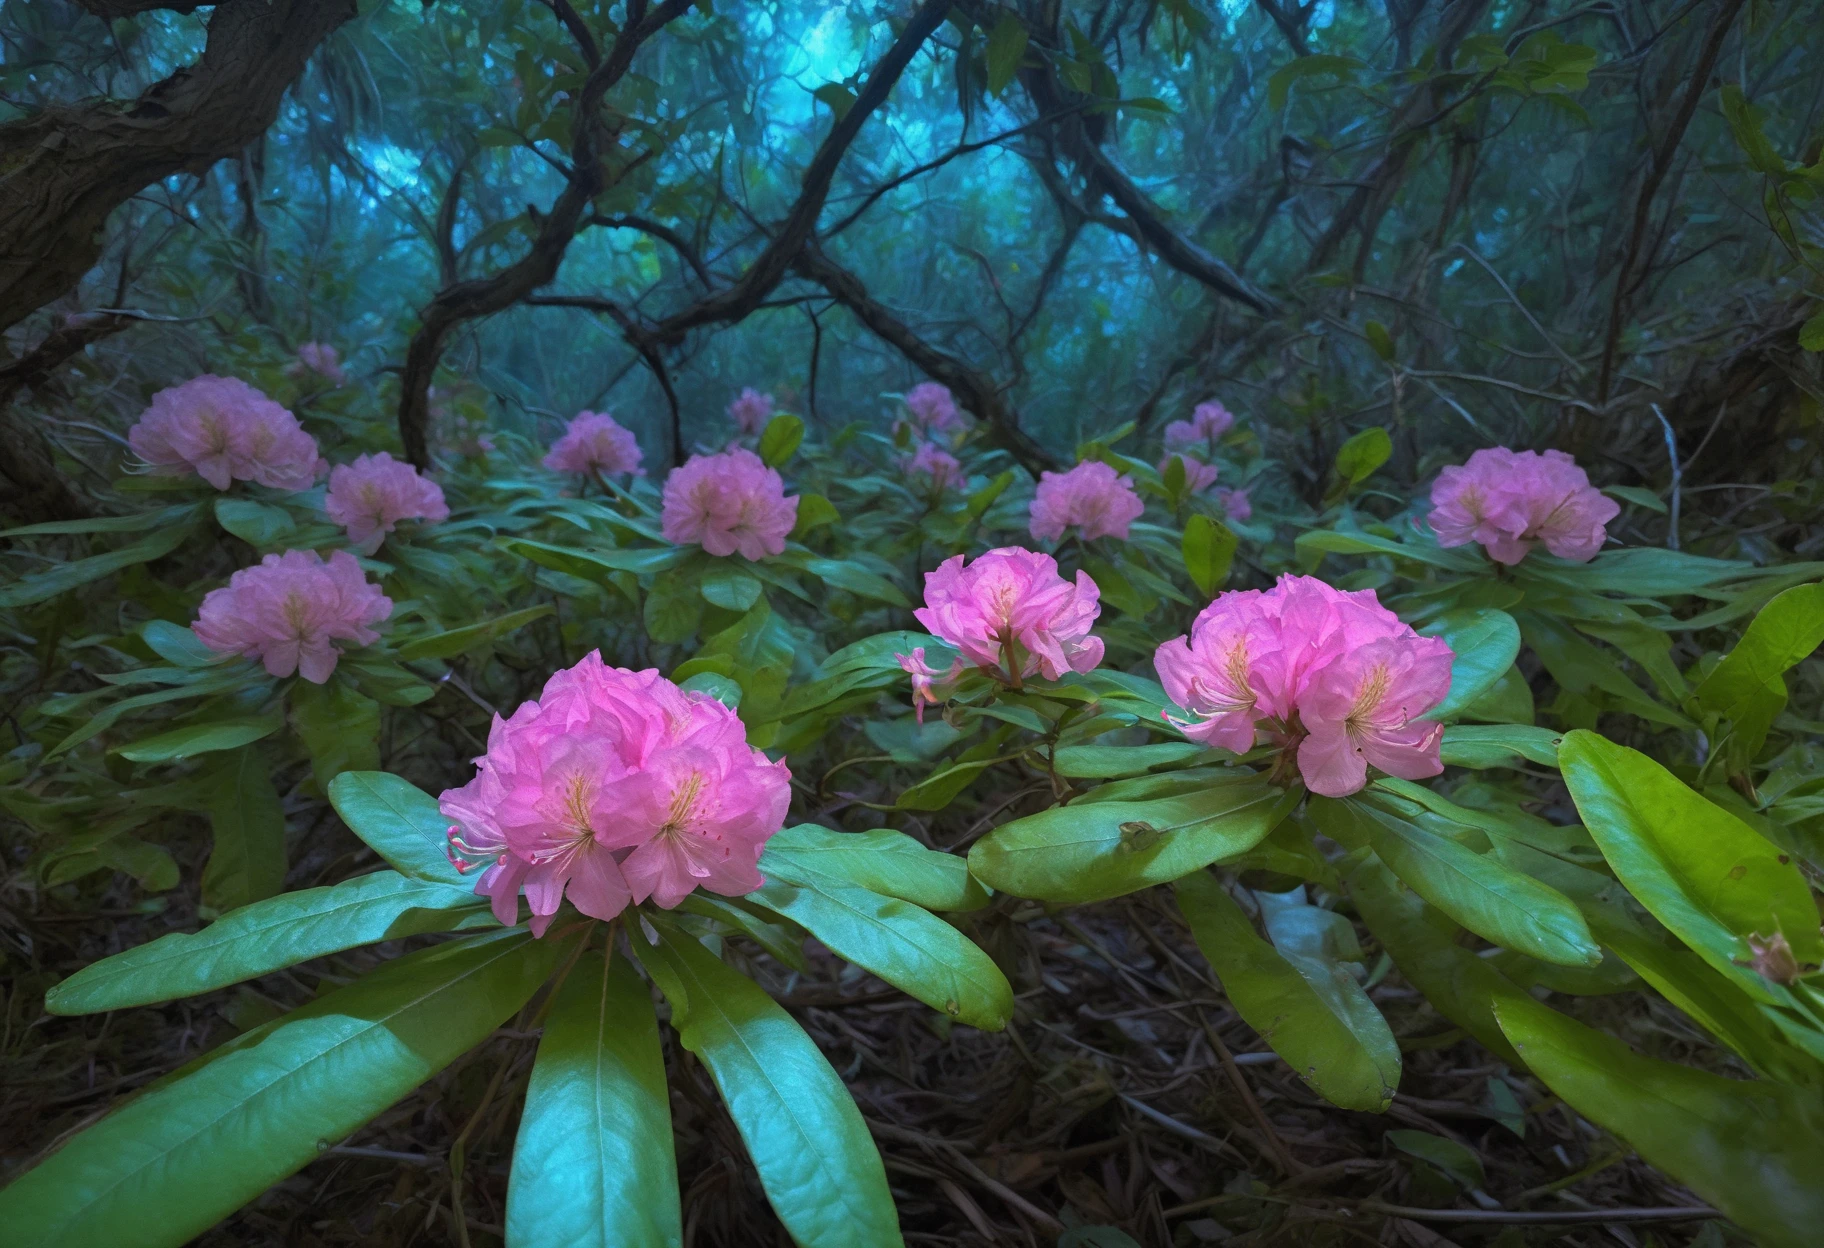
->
[790,492,840,536]
[0,929,565,1248]
[1421,608,1521,721]
[289,678,380,788]
[116,710,284,762]
[505,538,687,581]
[140,619,228,668]
[327,771,467,886]
[1181,514,1237,597]
[1519,610,1690,728]
[969,774,1287,904]
[396,603,554,660]
[46,870,493,1015]
[1457,665,1535,724]
[1559,730,1823,1002]
[1332,796,1599,967]
[759,824,988,912]
[201,746,288,912]
[1496,993,1824,1248]
[1332,425,1391,487]
[642,925,903,1248]
[1692,581,1824,757]
[700,566,764,611]
[0,521,195,608]
[1439,724,1563,769]
[753,876,1011,1030]
[759,413,805,466]
[507,950,680,1248]
[779,553,910,607]
[213,498,296,547]
[1175,872,1400,1111]
[1051,741,1211,778]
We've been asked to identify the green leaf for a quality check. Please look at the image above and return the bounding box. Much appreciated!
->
[965,470,1013,520]
[213,498,296,547]
[201,746,288,912]
[396,604,554,660]
[1458,664,1535,724]
[1327,796,1599,967]
[679,671,742,708]
[812,82,856,120]
[1267,53,1363,110]
[644,566,705,642]
[1332,426,1392,490]
[1051,741,1211,779]
[1801,309,1824,353]
[115,710,284,763]
[0,520,195,608]
[969,774,1287,904]
[1495,993,1824,1248]
[288,678,380,789]
[759,413,805,466]
[896,755,997,812]
[1439,724,1563,769]
[1558,730,1823,1002]
[1175,872,1400,1111]
[701,565,764,611]
[507,950,680,1248]
[985,11,1028,96]
[1602,484,1668,514]
[776,551,910,606]
[46,870,492,1015]
[1693,581,1824,758]
[1421,608,1521,721]
[504,537,687,581]
[759,824,988,912]
[0,929,566,1248]
[753,877,1011,1030]
[1364,320,1395,362]
[1181,514,1237,597]
[791,492,840,537]
[327,771,467,886]
[642,924,903,1248]
[0,503,200,539]
[1386,1130,1485,1189]
[140,618,228,668]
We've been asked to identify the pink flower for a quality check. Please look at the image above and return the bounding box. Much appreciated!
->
[289,343,347,386]
[1163,400,1235,458]
[544,411,644,478]
[660,447,798,560]
[728,388,776,435]
[1217,487,1252,522]
[911,547,1104,687]
[903,382,965,436]
[324,451,450,554]
[191,549,391,683]
[907,442,963,494]
[1153,575,1452,797]
[1429,447,1619,565]
[128,375,325,492]
[895,646,963,723]
[1159,454,1221,494]
[439,653,791,935]
[1030,460,1146,542]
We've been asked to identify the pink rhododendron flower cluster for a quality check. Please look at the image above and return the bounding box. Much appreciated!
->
[901,382,965,436]
[439,653,791,935]
[727,387,776,435]
[1153,575,1453,797]
[661,447,798,560]
[1159,453,1221,494]
[1428,447,1619,565]
[1030,460,1145,542]
[324,451,450,554]
[1217,487,1252,522]
[900,548,1103,713]
[1163,400,1234,459]
[907,442,962,494]
[288,343,347,386]
[128,375,326,491]
[191,549,391,683]
[544,411,644,478]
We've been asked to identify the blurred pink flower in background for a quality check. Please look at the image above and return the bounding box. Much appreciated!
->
[902,382,965,436]
[439,653,791,934]
[289,343,347,386]
[1429,447,1618,565]
[907,442,962,494]
[1163,400,1235,459]
[1154,574,1452,796]
[1216,487,1252,522]
[727,387,776,435]
[661,447,798,560]
[191,549,391,683]
[909,546,1104,688]
[1159,453,1221,494]
[1030,460,1145,542]
[544,411,644,478]
[325,451,450,554]
[128,375,325,491]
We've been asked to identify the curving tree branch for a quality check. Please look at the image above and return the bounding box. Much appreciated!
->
[0,313,138,523]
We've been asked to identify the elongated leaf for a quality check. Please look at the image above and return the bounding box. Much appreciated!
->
[759,824,987,912]
[47,667,253,758]
[1294,527,1480,571]
[1439,724,1562,769]
[1559,730,1822,1003]
[1496,993,1824,1248]
[140,619,228,668]
[396,604,554,660]
[1693,581,1824,757]
[753,877,1011,1030]
[1421,608,1520,721]
[46,870,492,1015]
[969,774,1287,904]
[0,929,565,1248]
[1181,514,1236,597]
[1176,872,1400,1111]
[0,521,195,608]
[289,678,380,788]
[758,413,804,466]
[507,950,680,1248]
[0,503,200,539]
[781,553,910,607]
[116,711,284,763]
[1334,796,1599,967]
[201,746,288,912]
[327,771,466,885]
[1052,741,1211,778]
[642,925,903,1248]
[505,538,686,580]
[985,10,1027,95]
[214,498,296,547]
